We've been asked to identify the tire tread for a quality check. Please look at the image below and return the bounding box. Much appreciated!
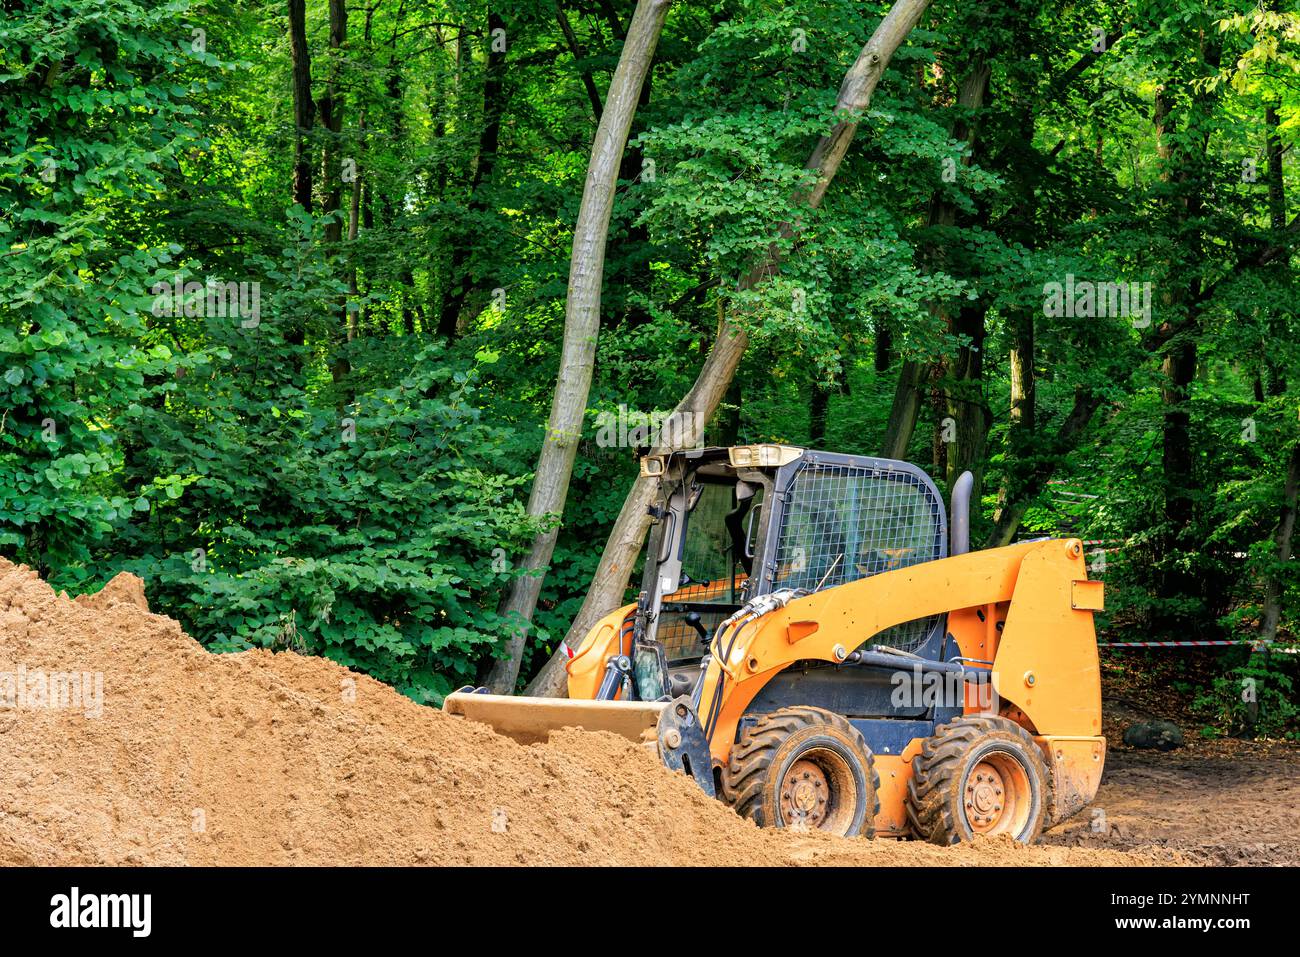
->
[721,706,881,837]
[905,715,1052,845]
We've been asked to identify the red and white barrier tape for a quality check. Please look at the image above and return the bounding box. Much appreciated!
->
[1098,640,1299,653]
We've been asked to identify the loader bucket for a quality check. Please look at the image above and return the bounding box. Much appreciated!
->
[442,692,716,798]
[443,692,665,744]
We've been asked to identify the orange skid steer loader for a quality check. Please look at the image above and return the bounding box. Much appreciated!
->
[445,445,1106,843]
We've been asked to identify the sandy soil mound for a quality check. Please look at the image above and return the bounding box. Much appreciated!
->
[0,559,1168,866]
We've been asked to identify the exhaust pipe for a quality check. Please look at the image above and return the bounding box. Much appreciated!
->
[950,470,974,556]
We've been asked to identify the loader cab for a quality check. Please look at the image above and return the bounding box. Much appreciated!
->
[636,445,951,686]
[639,452,768,665]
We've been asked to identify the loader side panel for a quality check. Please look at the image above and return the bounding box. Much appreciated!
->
[566,603,635,700]
[992,543,1103,738]
[744,666,931,722]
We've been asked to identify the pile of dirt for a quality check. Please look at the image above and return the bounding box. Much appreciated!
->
[0,559,1169,866]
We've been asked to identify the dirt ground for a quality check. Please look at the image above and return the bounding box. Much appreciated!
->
[1044,745,1300,865]
[0,558,1291,866]
[1042,680,1300,865]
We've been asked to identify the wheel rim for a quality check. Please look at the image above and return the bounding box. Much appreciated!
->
[964,750,1032,837]
[778,748,859,833]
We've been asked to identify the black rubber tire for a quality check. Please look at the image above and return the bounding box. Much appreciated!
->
[720,706,880,837]
[906,715,1053,845]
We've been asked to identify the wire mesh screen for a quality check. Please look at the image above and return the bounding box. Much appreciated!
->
[772,463,944,652]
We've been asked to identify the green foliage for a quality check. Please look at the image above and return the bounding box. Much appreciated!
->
[0,0,542,702]
[0,0,204,573]
[115,333,540,703]
[1192,653,1299,739]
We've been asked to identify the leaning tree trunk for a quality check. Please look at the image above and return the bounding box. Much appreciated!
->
[879,359,925,458]
[525,0,936,697]
[484,0,673,693]
[986,388,1102,547]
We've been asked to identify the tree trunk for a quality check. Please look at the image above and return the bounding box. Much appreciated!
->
[1009,309,1035,432]
[880,359,924,458]
[288,0,314,213]
[930,63,990,487]
[879,60,990,463]
[1153,38,1218,633]
[1160,341,1197,534]
[484,0,673,693]
[809,380,830,445]
[928,362,946,475]
[874,323,892,372]
[439,11,508,339]
[319,0,347,246]
[1264,102,1288,397]
[525,0,936,697]
[1259,441,1300,644]
[287,0,315,350]
[1257,93,1294,645]
[556,0,604,121]
[345,114,363,345]
[382,4,416,337]
[322,0,352,386]
[989,306,1035,536]
[944,300,991,497]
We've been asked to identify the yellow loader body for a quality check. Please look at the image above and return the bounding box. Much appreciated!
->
[445,445,1106,842]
